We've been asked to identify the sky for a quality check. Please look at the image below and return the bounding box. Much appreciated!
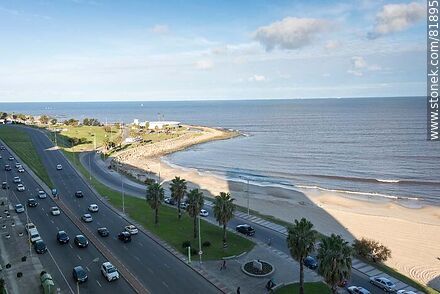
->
[0,0,427,102]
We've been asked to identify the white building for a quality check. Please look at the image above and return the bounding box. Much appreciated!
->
[148,121,181,130]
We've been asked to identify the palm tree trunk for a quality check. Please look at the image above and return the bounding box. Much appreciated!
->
[299,259,304,294]
[193,216,197,239]
[155,208,158,224]
[223,224,227,246]
[177,200,181,219]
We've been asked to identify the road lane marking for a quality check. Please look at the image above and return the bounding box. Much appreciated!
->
[96,280,102,287]
[47,248,75,294]
[164,263,170,269]
[50,220,54,224]
[137,242,143,247]
[86,266,90,272]
[162,281,169,288]
[147,267,153,274]
[77,254,82,260]
[134,255,140,262]
[69,244,73,249]
[56,226,59,230]
[41,207,44,211]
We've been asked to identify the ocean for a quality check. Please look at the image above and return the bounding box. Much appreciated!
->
[1,97,439,205]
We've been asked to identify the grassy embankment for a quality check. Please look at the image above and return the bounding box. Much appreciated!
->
[0,126,53,188]
[49,126,254,260]
[274,282,331,294]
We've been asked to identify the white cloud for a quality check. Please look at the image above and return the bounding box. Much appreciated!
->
[368,2,425,39]
[348,56,381,76]
[248,74,266,82]
[325,40,341,50]
[195,59,214,70]
[254,17,333,51]
[150,24,170,35]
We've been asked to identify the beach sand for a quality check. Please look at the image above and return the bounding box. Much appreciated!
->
[113,130,440,289]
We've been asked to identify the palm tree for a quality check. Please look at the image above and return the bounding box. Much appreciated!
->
[317,234,353,294]
[170,176,187,219]
[186,189,204,238]
[287,218,317,294]
[146,183,164,225]
[213,192,235,247]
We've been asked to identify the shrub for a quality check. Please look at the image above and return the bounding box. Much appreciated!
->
[353,238,391,263]
[202,241,211,247]
[182,240,191,248]
[190,248,198,256]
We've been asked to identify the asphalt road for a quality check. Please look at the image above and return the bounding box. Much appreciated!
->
[19,126,221,294]
[81,149,386,294]
[0,145,134,294]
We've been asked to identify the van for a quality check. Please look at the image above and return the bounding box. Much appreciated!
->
[28,228,41,243]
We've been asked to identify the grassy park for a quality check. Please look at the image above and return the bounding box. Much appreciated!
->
[0,126,53,187]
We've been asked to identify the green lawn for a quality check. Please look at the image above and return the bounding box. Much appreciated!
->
[0,126,53,188]
[274,282,331,294]
[64,150,254,260]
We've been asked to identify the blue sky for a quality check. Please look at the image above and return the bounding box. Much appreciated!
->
[0,0,426,102]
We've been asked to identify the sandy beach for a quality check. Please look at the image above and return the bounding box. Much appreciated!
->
[114,129,440,289]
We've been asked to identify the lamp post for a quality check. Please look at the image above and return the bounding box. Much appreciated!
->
[116,163,125,214]
[198,215,202,266]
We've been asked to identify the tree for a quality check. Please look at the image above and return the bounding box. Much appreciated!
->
[64,118,79,126]
[50,118,58,125]
[0,112,7,119]
[353,238,391,263]
[39,115,49,124]
[146,183,164,225]
[213,192,235,247]
[317,234,353,294]
[186,189,204,238]
[287,218,317,294]
[170,176,187,219]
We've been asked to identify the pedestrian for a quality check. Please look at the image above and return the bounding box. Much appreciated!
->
[220,259,226,270]
[236,286,240,294]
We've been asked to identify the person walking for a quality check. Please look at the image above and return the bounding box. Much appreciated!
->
[236,286,240,294]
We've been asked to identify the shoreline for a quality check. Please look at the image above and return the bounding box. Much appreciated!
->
[110,128,440,289]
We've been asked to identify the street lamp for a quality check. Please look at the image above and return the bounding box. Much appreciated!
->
[198,215,202,266]
[116,162,125,214]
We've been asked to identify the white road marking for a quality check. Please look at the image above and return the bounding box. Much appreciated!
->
[164,263,170,269]
[134,255,140,262]
[69,244,73,249]
[47,249,75,294]
[86,266,90,272]
[147,267,153,274]
[162,281,169,288]
[50,220,54,224]
[56,226,59,230]
[41,207,44,211]
[96,280,102,287]
[138,242,144,247]
[77,254,82,260]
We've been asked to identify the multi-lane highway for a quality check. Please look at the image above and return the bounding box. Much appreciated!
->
[2,126,221,294]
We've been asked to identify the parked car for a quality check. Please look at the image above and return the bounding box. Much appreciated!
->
[179,202,188,210]
[57,230,70,244]
[164,197,175,205]
[17,167,24,173]
[2,181,7,189]
[118,231,131,243]
[13,176,21,183]
[397,291,417,294]
[16,184,25,191]
[97,227,109,237]
[101,262,119,281]
[4,164,11,171]
[72,266,88,283]
[81,214,93,223]
[124,225,138,235]
[29,228,42,243]
[15,204,25,213]
[27,198,38,207]
[38,190,47,199]
[8,156,14,161]
[347,286,371,294]
[56,164,62,170]
[304,256,318,270]
[235,224,255,236]
[74,235,89,248]
[0,146,4,150]
[369,276,396,292]
[50,207,61,216]
[200,209,209,217]
[25,222,36,232]
[88,204,99,212]
[15,162,21,168]
[34,240,47,254]
[75,191,84,198]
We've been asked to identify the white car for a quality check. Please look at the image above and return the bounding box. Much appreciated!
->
[13,176,21,183]
[200,209,209,217]
[347,286,371,294]
[56,164,62,170]
[25,222,36,232]
[15,163,21,168]
[15,204,25,213]
[18,167,24,173]
[17,184,25,191]
[51,207,61,216]
[38,190,47,199]
[88,204,99,212]
[124,225,138,235]
[370,276,396,292]
[81,213,93,223]
[397,291,417,294]
[101,262,119,282]
[28,228,41,243]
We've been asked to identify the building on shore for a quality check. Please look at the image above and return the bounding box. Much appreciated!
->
[132,119,181,130]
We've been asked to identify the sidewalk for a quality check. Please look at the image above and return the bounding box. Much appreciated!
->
[87,152,421,294]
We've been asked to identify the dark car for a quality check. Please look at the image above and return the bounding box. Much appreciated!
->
[57,230,70,244]
[4,165,11,171]
[97,227,109,237]
[304,256,318,270]
[27,198,38,207]
[75,191,84,198]
[118,231,131,243]
[74,235,89,248]
[2,182,7,189]
[73,266,88,283]
[235,224,255,236]
[34,240,47,254]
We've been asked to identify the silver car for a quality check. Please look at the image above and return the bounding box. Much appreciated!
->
[370,276,396,292]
